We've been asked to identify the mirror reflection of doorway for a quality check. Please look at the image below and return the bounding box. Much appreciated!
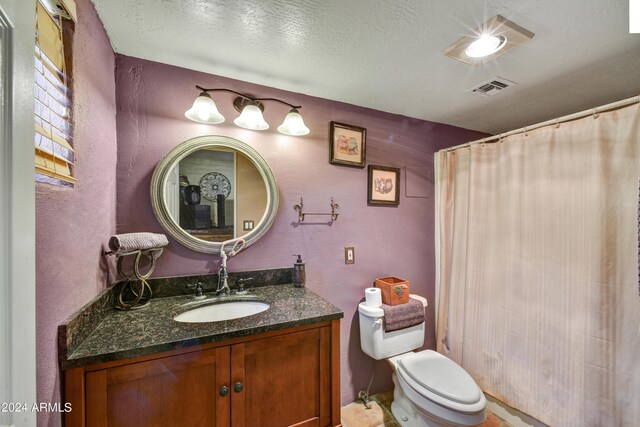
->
[178,149,234,241]
[165,148,267,243]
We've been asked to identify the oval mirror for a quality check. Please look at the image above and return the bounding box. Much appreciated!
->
[151,135,279,253]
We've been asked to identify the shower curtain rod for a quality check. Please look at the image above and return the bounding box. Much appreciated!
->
[442,94,640,152]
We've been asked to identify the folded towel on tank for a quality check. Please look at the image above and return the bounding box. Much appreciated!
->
[108,232,169,258]
[382,297,425,332]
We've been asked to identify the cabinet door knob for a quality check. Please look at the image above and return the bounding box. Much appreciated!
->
[234,382,244,393]
[219,386,229,397]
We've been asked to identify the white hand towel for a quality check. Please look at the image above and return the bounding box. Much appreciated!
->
[108,232,168,257]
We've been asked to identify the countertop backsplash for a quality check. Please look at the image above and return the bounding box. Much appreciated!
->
[122,266,294,299]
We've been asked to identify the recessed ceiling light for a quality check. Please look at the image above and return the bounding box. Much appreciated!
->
[465,34,506,58]
[443,15,534,65]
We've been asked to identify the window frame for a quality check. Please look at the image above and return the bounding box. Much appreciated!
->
[34,0,75,186]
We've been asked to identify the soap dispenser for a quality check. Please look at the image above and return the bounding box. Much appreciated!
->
[293,254,306,288]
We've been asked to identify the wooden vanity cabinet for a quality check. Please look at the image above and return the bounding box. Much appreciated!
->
[84,347,230,426]
[64,320,341,427]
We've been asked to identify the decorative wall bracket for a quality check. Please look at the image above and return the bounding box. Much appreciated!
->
[107,249,163,310]
[293,197,339,226]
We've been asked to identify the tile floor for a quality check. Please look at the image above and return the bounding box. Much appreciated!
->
[341,391,512,427]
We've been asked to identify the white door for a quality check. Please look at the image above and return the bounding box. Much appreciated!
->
[165,164,180,222]
[0,1,37,426]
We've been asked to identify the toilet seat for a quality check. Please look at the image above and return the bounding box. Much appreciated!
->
[395,350,485,414]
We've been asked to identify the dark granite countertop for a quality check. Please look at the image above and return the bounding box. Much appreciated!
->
[60,283,343,369]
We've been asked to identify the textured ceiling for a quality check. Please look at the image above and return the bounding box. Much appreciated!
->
[90,0,640,134]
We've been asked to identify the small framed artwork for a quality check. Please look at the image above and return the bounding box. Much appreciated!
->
[368,165,400,206]
[329,121,366,168]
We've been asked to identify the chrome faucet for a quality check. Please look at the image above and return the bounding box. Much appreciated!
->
[216,239,246,296]
[216,254,229,295]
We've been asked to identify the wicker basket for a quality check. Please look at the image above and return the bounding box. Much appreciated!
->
[375,277,410,305]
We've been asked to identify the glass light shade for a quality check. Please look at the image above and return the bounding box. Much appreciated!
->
[465,34,506,58]
[233,104,269,130]
[185,92,225,124]
[277,109,310,136]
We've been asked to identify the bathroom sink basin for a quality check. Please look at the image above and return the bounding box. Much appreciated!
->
[174,300,270,323]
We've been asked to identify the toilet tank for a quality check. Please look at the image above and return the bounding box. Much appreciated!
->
[358,295,427,360]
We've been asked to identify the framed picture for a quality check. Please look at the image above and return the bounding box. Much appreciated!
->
[368,165,400,206]
[329,121,366,168]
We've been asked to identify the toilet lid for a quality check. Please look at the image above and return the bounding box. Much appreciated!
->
[397,350,482,405]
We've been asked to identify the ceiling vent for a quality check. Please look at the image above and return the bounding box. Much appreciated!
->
[469,77,516,96]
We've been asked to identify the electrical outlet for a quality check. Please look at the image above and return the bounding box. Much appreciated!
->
[345,246,355,265]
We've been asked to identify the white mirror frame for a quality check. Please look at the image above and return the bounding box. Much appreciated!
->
[150,135,279,254]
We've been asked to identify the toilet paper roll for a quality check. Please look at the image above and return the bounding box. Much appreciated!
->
[365,287,382,308]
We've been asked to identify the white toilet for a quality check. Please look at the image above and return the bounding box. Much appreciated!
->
[358,295,486,427]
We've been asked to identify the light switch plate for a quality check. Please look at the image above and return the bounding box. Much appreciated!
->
[243,220,254,231]
[345,246,355,265]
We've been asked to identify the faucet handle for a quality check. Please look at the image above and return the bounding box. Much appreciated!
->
[186,280,205,298]
[236,277,253,294]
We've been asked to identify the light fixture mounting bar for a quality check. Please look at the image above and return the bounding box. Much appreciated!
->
[195,85,302,110]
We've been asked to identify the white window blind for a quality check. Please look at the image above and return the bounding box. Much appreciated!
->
[35,1,75,185]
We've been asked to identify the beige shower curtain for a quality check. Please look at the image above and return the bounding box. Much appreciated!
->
[435,102,640,427]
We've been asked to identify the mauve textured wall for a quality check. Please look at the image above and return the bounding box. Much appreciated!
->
[115,55,486,404]
[35,0,117,425]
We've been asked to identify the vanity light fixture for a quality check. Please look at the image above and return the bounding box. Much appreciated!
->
[443,15,534,65]
[185,91,225,124]
[185,85,310,136]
